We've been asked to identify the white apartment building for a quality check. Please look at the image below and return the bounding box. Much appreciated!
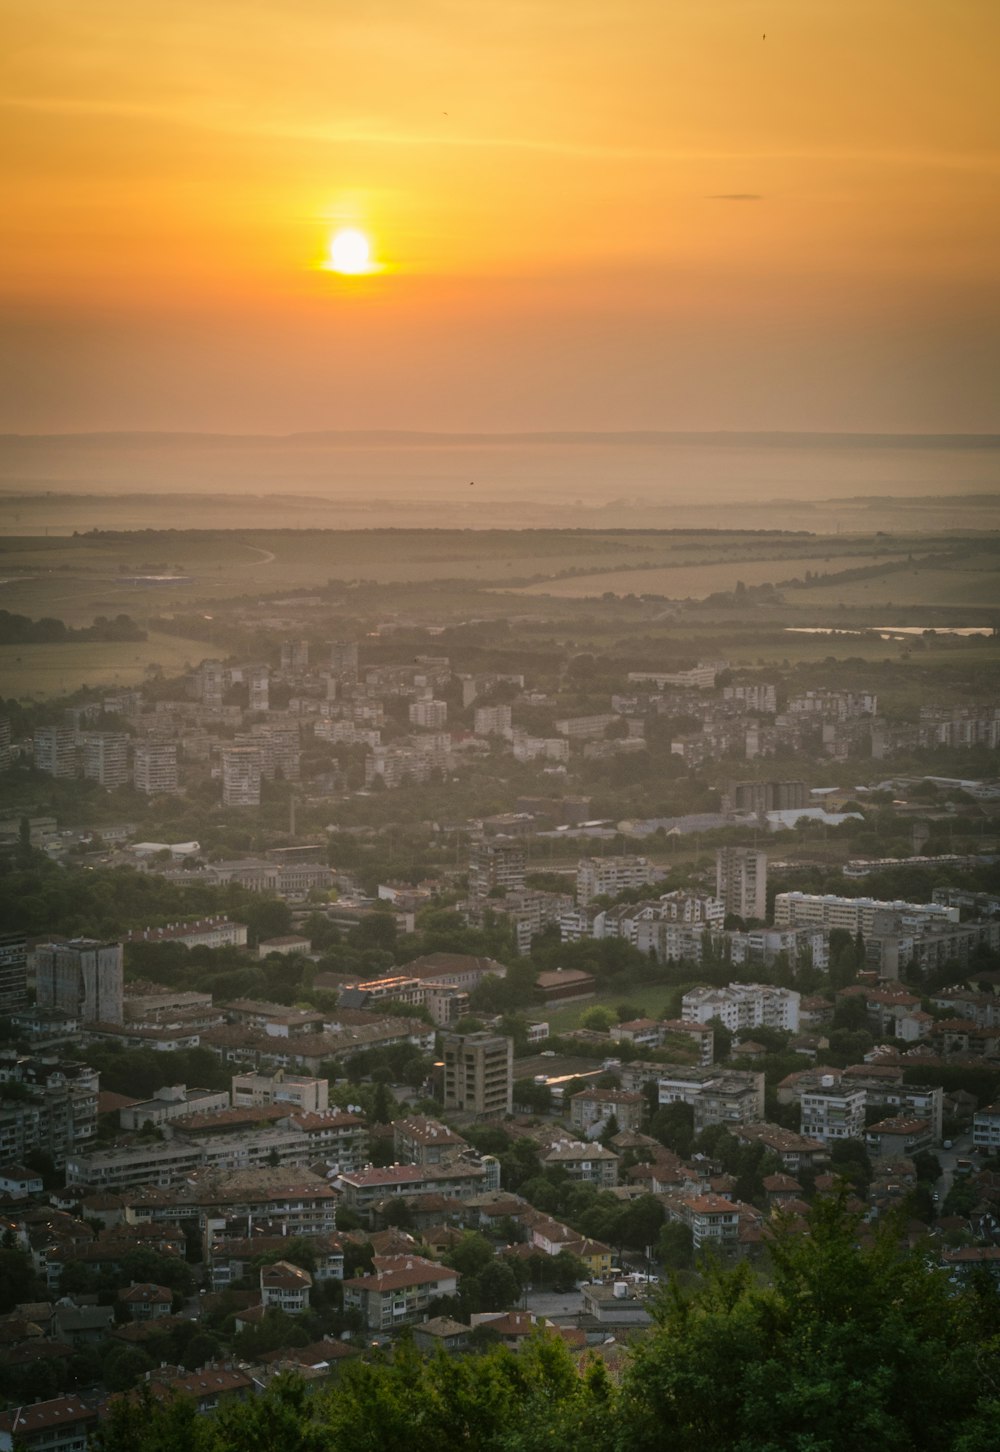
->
[133,741,179,795]
[81,732,130,788]
[774,892,959,935]
[577,855,655,907]
[222,746,262,807]
[410,698,449,729]
[682,983,801,1034]
[800,1080,866,1143]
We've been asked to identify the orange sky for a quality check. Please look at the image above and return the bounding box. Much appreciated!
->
[2,1,998,433]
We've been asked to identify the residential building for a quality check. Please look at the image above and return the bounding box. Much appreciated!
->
[0,933,28,1013]
[569,1088,644,1136]
[81,732,130,788]
[539,1138,619,1186]
[473,703,512,736]
[261,1259,312,1313]
[133,741,179,795]
[287,1110,369,1169]
[469,841,525,898]
[410,698,448,729]
[441,1032,513,1119]
[865,1116,933,1160]
[222,746,262,807]
[35,938,124,1024]
[682,983,800,1034]
[393,1116,469,1167]
[973,1101,1000,1154]
[657,1066,765,1132]
[774,891,958,935]
[716,847,768,922]
[343,1255,460,1332]
[576,855,655,907]
[0,1058,98,1169]
[800,1080,866,1143]
[0,1398,98,1452]
[118,1281,174,1320]
[33,725,77,778]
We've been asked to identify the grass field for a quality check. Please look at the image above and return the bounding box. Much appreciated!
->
[0,631,212,699]
[538,981,699,1036]
[510,553,910,600]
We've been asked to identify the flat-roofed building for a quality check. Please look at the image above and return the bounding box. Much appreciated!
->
[133,741,179,795]
[232,1069,329,1114]
[441,1032,513,1119]
[35,938,123,1024]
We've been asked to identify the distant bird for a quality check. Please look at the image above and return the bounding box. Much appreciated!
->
[469,480,475,486]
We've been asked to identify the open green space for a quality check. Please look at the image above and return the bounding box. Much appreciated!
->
[0,631,212,699]
[535,980,699,1036]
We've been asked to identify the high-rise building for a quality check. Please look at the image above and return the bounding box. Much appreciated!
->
[0,934,28,1013]
[409,699,448,729]
[248,666,270,713]
[716,847,768,922]
[35,939,124,1025]
[33,725,77,778]
[133,741,179,795]
[280,639,309,673]
[441,1032,513,1119]
[222,746,262,807]
[0,716,12,773]
[328,640,359,681]
[469,842,525,899]
[81,733,130,789]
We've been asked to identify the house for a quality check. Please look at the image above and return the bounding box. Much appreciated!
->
[540,1139,619,1187]
[342,1255,460,1332]
[143,1364,254,1414]
[865,1117,933,1161]
[260,1260,312,1314]
[0,1162,44,1197]
[0,1397,98,1452]
[569,1088,644,1136]
[412,1316,471,1354]
[117,1282,174,1321]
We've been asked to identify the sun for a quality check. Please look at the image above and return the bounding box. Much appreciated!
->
[326,228,374,274]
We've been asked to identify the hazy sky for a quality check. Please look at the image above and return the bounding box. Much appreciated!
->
[3,1,999,434]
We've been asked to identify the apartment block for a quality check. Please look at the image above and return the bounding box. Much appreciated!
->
[0,933,28,1014]
[576,854,655,907]
[35,938,124,1024]
[81,732,130,788]
[715,846,768,922]
[682,983,801,1034]
[222,746,262,807]
[441,1031,513,1119]
[133,740,179,795]
[33,725,77,778]
[469,841,525,899]
[800,1080,866,1143]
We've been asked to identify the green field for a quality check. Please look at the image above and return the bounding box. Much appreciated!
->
[0,631,213,700]
[537,981,700,1036]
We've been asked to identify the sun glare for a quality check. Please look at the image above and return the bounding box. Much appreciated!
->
[327,228,374,274]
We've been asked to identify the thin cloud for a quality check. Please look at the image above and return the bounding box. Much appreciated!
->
[708,193,763,200]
